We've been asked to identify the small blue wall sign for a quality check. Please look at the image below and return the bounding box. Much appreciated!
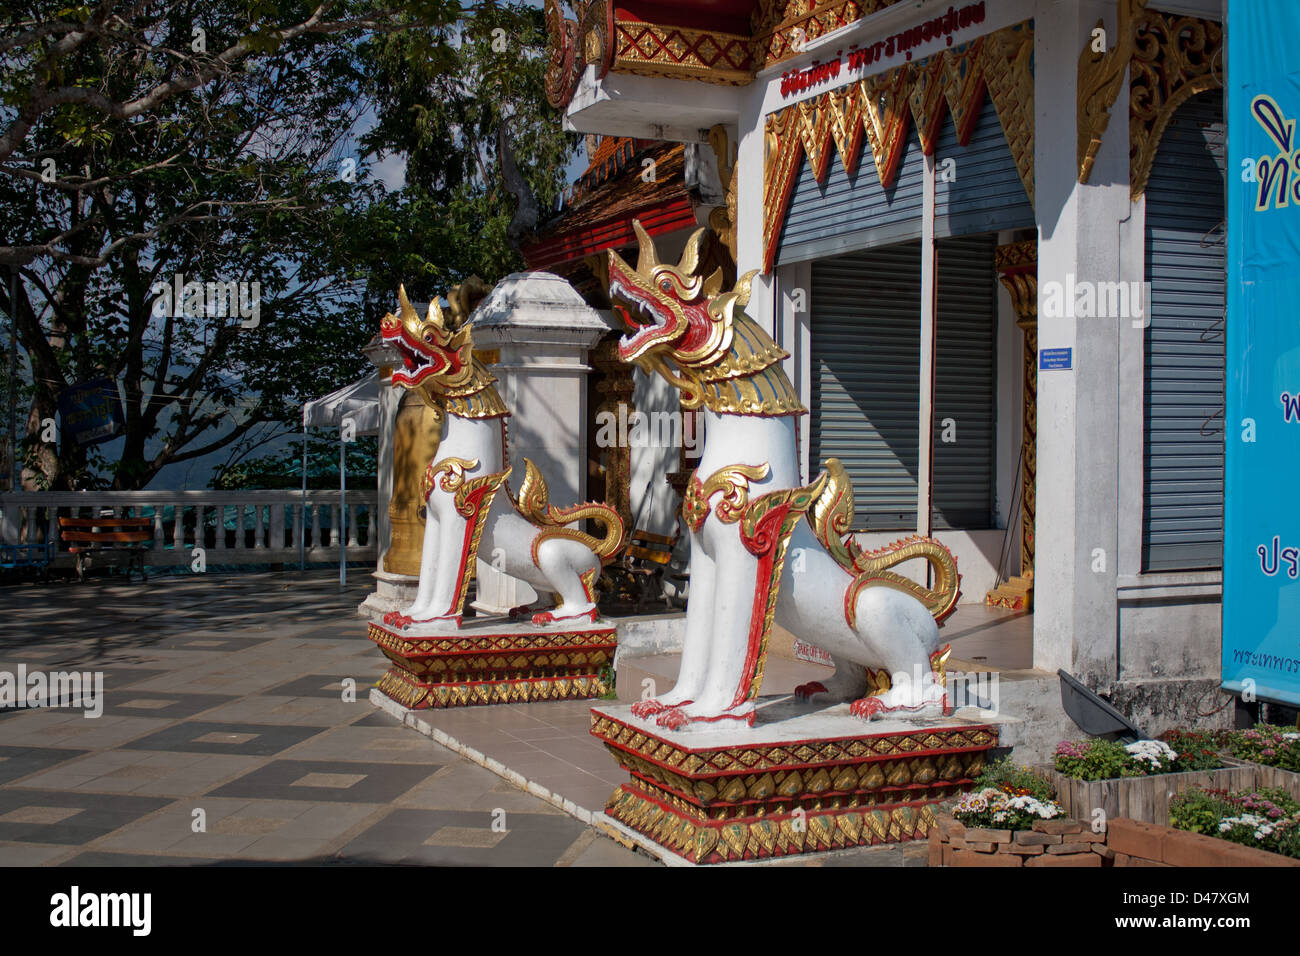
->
[1038,348,1072,371]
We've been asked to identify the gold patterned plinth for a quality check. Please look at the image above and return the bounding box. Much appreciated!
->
[591,705,998,864]
[368,620,616,710]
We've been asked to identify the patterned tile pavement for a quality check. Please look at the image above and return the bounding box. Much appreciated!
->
[0,569,929,868]
[0,570,655,866]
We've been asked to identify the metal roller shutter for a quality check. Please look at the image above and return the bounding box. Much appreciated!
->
[934,234,998,529]
[1143,90,1226,571]
[777,129,925,265]
[777,90,1034,265]
[811,237,997,530]
[812,243,922,529]
[934,95,1036,238]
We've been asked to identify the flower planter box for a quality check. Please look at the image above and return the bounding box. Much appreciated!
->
[1045,765,1255,826]
[1222,757,1300,800]
[1108,818,1300,867]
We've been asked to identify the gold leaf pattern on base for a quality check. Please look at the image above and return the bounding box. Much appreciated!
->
[593,709,998,863]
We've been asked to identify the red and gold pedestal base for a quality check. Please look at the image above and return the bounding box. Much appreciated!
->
[368,619,616,710]
[591,703,998,864]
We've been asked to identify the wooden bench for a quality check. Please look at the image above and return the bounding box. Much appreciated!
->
[0,541,54,581]
[58,515,153,582]
[607,528,686,612]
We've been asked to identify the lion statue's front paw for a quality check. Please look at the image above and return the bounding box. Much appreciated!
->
[794,680,827,702]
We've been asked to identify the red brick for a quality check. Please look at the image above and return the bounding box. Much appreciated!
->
[1025,852,1102,867]
[964,841,996,852]
[1161,828,1299,868]
[934,812,963,839]
[951,848,1023,867]
[935,816,967,837]
[1046,842,1095,855]
[1112,852,1131,867]
[1129,858,1172,867]
[941,843,955,866]
[1014,830,1061,846]
[1033,819,1084,835]
[963,828,1012,844]
[1076,829,1106,843]
[1005,844,1045,856]
[949,836,967,850]
[1106,819,1165,860]
[928,829,942,867]
[1091,843,1116,860]
[1160,830,1232,868]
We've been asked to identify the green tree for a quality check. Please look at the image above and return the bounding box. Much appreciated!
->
[0,1,458,490]
[0,2,573,491]
[354,0,579,303]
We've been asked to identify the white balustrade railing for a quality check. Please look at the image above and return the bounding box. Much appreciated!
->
[0,490,379,568]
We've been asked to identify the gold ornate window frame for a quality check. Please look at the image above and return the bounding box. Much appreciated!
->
[1077,0,1223,198]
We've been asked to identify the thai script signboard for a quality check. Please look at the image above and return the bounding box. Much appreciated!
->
[1223,0,1300,706]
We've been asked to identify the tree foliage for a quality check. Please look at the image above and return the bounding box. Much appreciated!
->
[0,1,574,491]
[353,1,578,303]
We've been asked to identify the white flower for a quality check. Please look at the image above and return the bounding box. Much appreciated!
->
[1126,739,1177,768]
[1219,812,1271,841]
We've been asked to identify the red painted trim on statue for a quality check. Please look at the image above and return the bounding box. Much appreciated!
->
[728,501,797,709]
[440,481,496,617]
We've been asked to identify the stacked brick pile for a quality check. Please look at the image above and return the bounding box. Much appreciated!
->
[930,812,1300,867]
[930,811,1108,867]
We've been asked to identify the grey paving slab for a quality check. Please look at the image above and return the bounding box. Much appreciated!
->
[22,750,265,797]
[0,842,77,866]
[206,758,439,804]
[339,807,589,866]
[260,673,383,699]
[193,694,374,726]
[119,720,329,757]
[0,788,171,845]
[97,691,239,720]
[281,725,448,764]
[563,832,659,867]
[0,746,91,786]
[150,635,276,653]
[394,761,564,814]
[57,850,220,867]
[0,712,174,750]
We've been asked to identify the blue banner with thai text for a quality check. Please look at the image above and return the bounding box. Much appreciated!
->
[1223,0,1300,705]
